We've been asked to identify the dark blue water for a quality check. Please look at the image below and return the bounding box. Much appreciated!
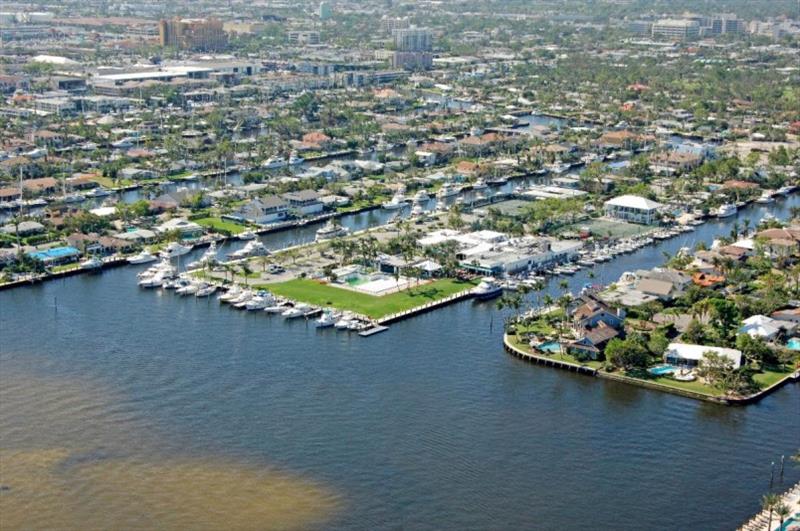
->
[1,196,799,530]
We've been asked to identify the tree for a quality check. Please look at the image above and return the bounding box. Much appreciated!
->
[239,262,253,286]
[761,493,779,531]
[735,334,772,368]
[604,338,650,370]
[776,503,791,531]
[647,330,669,357]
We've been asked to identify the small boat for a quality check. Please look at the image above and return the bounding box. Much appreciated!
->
[188,242,218,270]
[471,277,503,300]
[85,187,112,198]
[437,182,460,198]
[411,204,424,217]
[161,242,193,258]
[176,282,202,296]
[580,153,602,164]
[755,191,775,204]
[487,176,508,185]
[546,160,571,174]
[288,152,304,166]
[315,220,350,241]
[282,303,310,318]
[138,272,165,288]
[716,204,737,218]
[264,303,287,314]
[219,286,242,303]
[262,156,287,169]
[80,257,103,270]
[128,250,157,264]
[238,230,256,240]
[230,290,254,308]
[471,179,488,190]
[776,185,796,196]
[195,284,217,297]
[245,292,274,310]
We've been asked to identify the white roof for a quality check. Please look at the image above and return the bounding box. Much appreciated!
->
[739,315,782,338]
[31,55,79,65]
[665,343,742,368]
[605,195,663,210]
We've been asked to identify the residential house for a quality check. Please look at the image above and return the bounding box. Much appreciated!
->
[664,343,742,369]
[568,322,622,360]
[604,195,663,225]
[154,218,203,237]
[571,296,626,331]
[281,190,324,216]
[235,195,290,224]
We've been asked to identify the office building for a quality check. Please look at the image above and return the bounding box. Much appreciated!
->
[393,27,432,52]
[159,18,228,51]
[651,19,700,41]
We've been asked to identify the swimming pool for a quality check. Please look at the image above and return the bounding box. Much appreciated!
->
[787,338,800,351]
[649,364,677,376]
[779,515,800,531]
[539,341,562,353]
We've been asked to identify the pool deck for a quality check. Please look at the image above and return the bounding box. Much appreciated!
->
[503,334,800,406]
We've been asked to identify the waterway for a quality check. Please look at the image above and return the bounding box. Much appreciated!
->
[1,196,799,530]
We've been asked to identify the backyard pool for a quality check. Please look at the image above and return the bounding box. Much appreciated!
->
[648,364,677,376]
[787,338,800,351]
[538,341,562,353]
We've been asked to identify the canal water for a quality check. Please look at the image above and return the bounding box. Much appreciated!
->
[1,197,799,530]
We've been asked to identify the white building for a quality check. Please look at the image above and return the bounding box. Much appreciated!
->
[664,343,742,369]
[739,315,783,340]
[652,19,700,41]
[604,195,663,225]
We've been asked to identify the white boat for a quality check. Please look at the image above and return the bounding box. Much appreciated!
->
[471,277,503,300]
[238,230,256,240]
[288,152,304,165]
[176,282,201,296]
[437,182,460,198]
[546,160,571,174]
[187,242,218,270]
[230,290,254,308]
[412,190,430,203]
[161,242,193,258]
[282,303,310,318]
[85,187,112,198]
[229,239,267,259]
[472,179,488,190]
[80,257,103,270]
[219,286,242,303]
[580,153,602,164]
[245,292,274,310]
[262,156,287,169]
[263,303,287,314]
[138,272,165,288]
[195,284,217,297]
[315,220,350,241]
[716,204,737,218]
[315,311,337,328]
[411,204,424,217]
[755,191,775,204]
[128,250,157,264]
[382,191,409,210]
[776,185,796,195]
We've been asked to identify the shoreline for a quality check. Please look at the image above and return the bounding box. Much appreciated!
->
[503,334,800,406]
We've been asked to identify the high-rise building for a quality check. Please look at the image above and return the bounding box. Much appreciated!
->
[319,2,332,21]
[158,18,228,51]
[382,16,409,34]
[393,27,432,51]
[391,51,433,71]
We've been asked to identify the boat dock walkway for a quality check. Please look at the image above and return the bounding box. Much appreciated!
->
[738,481,800,531]
[377,289,475,326]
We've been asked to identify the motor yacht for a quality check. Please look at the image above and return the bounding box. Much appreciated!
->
[230,290,254,308]
[219,286,242,303]
[288,152,304,165]
[471,277,503,300]
[315,220,350,241]
[195,284,217,297]
[238,230,256,240]
[245,292,274,310]
[472,179,488,190]
[161,242,192,258]
[716,204,737,218]
[436,182,460,198]
[755,191,775,204]
[412,190,430,203]
[382,191,409,210]
[315,310,338,328]
[546,160,571,174]
[128,250,157,265]
[229,239,267,259]
[411,204,424,217]
[282,303,310,318]
[80,257,103,271]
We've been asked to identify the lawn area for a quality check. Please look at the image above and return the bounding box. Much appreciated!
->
[637,374,718,396]
[261,278,475,319]
[507,334,604,369]
[194,217,247,234]
[752,367,796,388]
[51,263,81,273]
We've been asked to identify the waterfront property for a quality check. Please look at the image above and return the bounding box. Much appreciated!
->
[603,195,663,225]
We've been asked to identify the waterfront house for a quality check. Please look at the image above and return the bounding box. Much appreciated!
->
[1,220,45,236]
[771,307,800,325]
[753,227,800,258]
[664,343,742,369]
[235,195,290,224]
[154,218,204,237]
[571,296,625,330]
[603,195,663,225]
[568,322,622,360]
[738,315,787,341]
[281,190,324,216]
[66,232,133,255]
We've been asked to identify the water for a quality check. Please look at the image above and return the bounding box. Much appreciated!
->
[2,197,800,530]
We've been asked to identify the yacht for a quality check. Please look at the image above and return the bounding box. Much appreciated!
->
[315,220,350,241]
[471,277,503,300]
[436,182,460,198]
[61,193,84,204]
[282,303,310,318]
[195,284,217,297]
[230,290,254,308]
[716,204,737,218]
[85,187,112,198]
[288,152,304,166]
[382,191,409,210]
[411,204,425,217]
[176,282,202,296]
[264,302,287,314]
[546,160,571,174]
[161,242,192,258]
[238,230,256,240]
[412,190,430,203]
[262,156,287,170]
[776,185,796,196]
[580,153,602,165]
[187,242,218,270]
[80,257,103,271]
[219,286,242,303]
[138,272,165,288]
[487,176,508,185]
[755,191,775,204]
[245,292,274,310]
[229,239,267,259]
[128,250,157,264]
[315,310,338,328]
[472,179,488,190]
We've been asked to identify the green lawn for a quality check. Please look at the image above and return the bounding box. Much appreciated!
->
[260,278,475,319]
[507,334,603,369]
[194,217,247,234]
[753,367,796,388]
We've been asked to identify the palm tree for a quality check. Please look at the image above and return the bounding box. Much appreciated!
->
[776,502,791,531]
[762,493,779,530]
[239,262,252,286]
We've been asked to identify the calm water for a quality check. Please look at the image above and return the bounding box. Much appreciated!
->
[2,197,799,530]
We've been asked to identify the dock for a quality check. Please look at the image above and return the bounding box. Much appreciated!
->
[359,325,389,337]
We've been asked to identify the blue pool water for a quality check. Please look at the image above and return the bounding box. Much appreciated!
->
[787,338,800,351]
[779,515,800,531]
[539,341,562,353]
[649,365,677,376]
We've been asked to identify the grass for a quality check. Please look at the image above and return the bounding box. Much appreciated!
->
[51,263,81,273]
[752,367,796,388]
[194,217,247,234]
[260,278,475,319]
[507,334,603,369]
